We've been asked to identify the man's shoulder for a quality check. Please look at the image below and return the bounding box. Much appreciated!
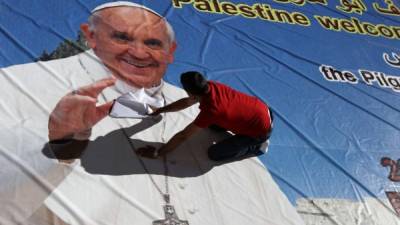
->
[209,80,233,92]
[211,80,257,99]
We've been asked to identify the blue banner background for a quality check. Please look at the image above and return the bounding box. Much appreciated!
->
[1,0,400,205]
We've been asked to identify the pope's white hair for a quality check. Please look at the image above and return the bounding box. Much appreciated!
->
[88,6,176,43]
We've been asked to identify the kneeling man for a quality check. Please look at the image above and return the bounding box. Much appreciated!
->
[137,71,273,161]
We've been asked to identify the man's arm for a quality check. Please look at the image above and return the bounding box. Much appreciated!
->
[150,96,198,116]
[136,122,202,158]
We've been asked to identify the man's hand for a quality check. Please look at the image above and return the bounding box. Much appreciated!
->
[148,105,161,116]
[48,78,116,141]
[136,145,161,159]
[147,96,199,117]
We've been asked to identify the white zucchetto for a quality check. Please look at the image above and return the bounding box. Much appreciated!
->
[91,1,163,18]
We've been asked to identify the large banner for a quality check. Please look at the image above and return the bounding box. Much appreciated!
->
[1,0,400,224]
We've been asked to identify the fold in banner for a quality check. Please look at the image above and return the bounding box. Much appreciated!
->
[109,89,162,118]
[109,97,151,118]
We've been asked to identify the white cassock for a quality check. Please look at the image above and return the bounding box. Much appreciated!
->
[0,50,305,225]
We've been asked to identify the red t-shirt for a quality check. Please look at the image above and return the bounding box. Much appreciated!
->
[193,81,271,137]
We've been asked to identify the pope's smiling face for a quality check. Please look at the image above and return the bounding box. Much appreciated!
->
[81,7,176,88]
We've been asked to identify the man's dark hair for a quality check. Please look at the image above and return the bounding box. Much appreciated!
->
[180,71,209,95]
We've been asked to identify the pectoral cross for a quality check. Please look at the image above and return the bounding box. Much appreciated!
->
[153,204,189,225]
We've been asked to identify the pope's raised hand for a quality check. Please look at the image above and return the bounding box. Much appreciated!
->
[48,78,116,141]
